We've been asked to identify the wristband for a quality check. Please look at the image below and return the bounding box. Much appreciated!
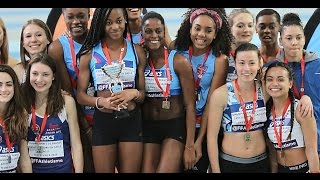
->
[134,90,140,101]
[95,97,104,110]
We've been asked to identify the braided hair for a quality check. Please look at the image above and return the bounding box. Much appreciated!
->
[77,8,129,59]
[76,8,139,87]
[174,8,232,57]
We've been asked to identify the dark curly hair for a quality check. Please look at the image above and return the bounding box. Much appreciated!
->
[174,8,232,57]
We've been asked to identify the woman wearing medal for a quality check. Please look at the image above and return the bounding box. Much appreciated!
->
[76,8,147,173]
[140,11,196,172]
[207,42,314,173]
[207,43,270,173]
[264,61,319,173]
[48,8,95,173]
[0,65,31,173]
[171,8,232,173]
[24,53,83,173]
[276,13,320,160]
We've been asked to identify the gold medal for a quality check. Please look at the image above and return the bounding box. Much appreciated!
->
[245,132,251,142]
[162,100,170,109]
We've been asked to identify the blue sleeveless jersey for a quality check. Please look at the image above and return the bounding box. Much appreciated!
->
[58,35,95,125]
[144,49,182,97]
[27,107,73,173]
[90,39,138,92]
[0,126,20,173]
[179,49,215,124]
[221,82,266,133]
[130,32,143,45]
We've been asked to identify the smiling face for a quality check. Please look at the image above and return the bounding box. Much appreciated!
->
[63,8,89,38]
[105,8,126,41]
[265,66,292,98]
[0,72,14,104]
[30,62,54,94]
[142,17,165,51]
[235,50,261,82]
[22,24,49,58]
[190,14,216,52]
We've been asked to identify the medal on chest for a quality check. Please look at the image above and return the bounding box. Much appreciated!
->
[245,132,251,142]
[162,98,171,109]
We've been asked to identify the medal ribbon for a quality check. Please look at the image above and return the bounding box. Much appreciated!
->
[235,79,257,132]
[271,97,291,148]
[31,103,48,142]
[102,40,125,65]
[188,46,210,93]
[0,117,14,154]
[68,37,79,89]
[230,50,235,59]
[283,55,305,99]
[149,47,171,98]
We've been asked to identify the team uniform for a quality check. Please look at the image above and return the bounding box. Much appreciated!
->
[90,38,142,145]
[58,35,95,125]
[27,107,73,173]
[277,49,320,154]
[226,51,237,83]
[219,81,269,173]
[143,49,186,144]
[179,49,216,172]
[266,99,309,173]
[0,127,20,173]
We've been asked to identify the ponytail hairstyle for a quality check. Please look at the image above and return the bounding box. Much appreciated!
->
[280,12,304,36]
